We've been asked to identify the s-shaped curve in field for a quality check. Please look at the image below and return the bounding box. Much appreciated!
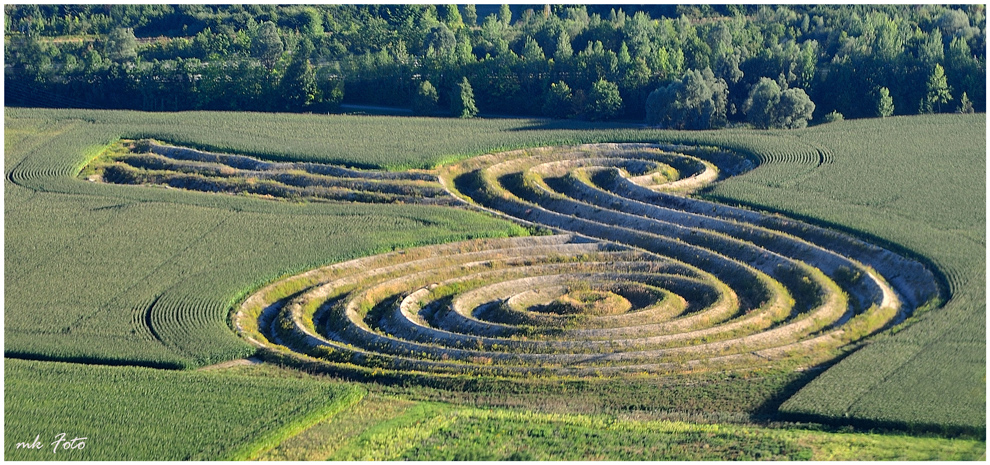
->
[236,143,939,378]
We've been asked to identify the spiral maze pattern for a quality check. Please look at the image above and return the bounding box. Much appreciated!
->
[237,144,939,377]
[99,141,456,205]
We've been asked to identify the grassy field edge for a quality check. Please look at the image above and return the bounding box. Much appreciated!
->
[227,385,367,460]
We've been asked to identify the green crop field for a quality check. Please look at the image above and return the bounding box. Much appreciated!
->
[330,400,982,461]
[4,108,984,459]
[4,109,528,368]
[3,359,363,460]
[704,114,986,433]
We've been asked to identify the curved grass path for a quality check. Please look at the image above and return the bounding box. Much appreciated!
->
[235,143,939,378]
[89,140,457,206]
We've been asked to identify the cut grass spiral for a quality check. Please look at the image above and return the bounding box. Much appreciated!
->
[236,143,939,378]
[89,140,456,205]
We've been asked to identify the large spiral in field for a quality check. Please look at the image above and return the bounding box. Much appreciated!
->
[237,144,938,377]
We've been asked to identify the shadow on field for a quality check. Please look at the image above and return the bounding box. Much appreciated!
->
[750,354,854,419]
[504,118,644,131]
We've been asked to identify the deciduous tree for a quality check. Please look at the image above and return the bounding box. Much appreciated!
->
[743,77,815,129]
[543,81,573,118]
[424,24,456,57]
[499,4,512,27]
[646,68,728,129]
[585,78,622,121]
[920,64,952,113]
[279,39,317,111]
[957,92,974,113]
[876,86,894,117]
[413,80,439,115]
[463,5,477,27]
[105,27,137,62]
[251,21,283,70]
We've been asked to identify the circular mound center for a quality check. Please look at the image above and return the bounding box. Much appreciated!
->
[539,289,632,316]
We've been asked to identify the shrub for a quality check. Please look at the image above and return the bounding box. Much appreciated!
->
[823,111,844,123]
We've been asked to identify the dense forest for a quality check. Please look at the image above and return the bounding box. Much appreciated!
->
[4,4,985,127]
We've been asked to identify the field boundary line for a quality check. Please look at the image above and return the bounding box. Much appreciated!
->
[226,385,367,461]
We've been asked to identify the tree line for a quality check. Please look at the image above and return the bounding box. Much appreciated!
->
[5,4,984,128]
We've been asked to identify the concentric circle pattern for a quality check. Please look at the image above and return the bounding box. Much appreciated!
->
[237,143,939,377]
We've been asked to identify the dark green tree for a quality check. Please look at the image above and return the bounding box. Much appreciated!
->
[463,5,478,27]
[521,36,545,61]
[585,78,623,121]
[451,77,478,118]
[957,92,974,114]
[936,8,970,36]
[438,5,464,30]
[554,31,573,61]
[455,30,475,64]
[279,39,317,111]
[776,87,816,129]
[297,7,323,37]
[918,29,944,66]
[617,42,631,66]
[714,52,744,84]
[543,81,573,118]
[645,68,728,129]
[945,36,983,113]
[315,77,345,113]
[498,4,512,26]
[823,110,844,123]
[413,80,439,115]
[744,78,780,129]
[424,24,456,57]
[743,77,815,129]
[251,21,283,70]
[104,27,137,62]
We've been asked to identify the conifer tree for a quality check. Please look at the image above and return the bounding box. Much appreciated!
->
[451,77,478,118]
